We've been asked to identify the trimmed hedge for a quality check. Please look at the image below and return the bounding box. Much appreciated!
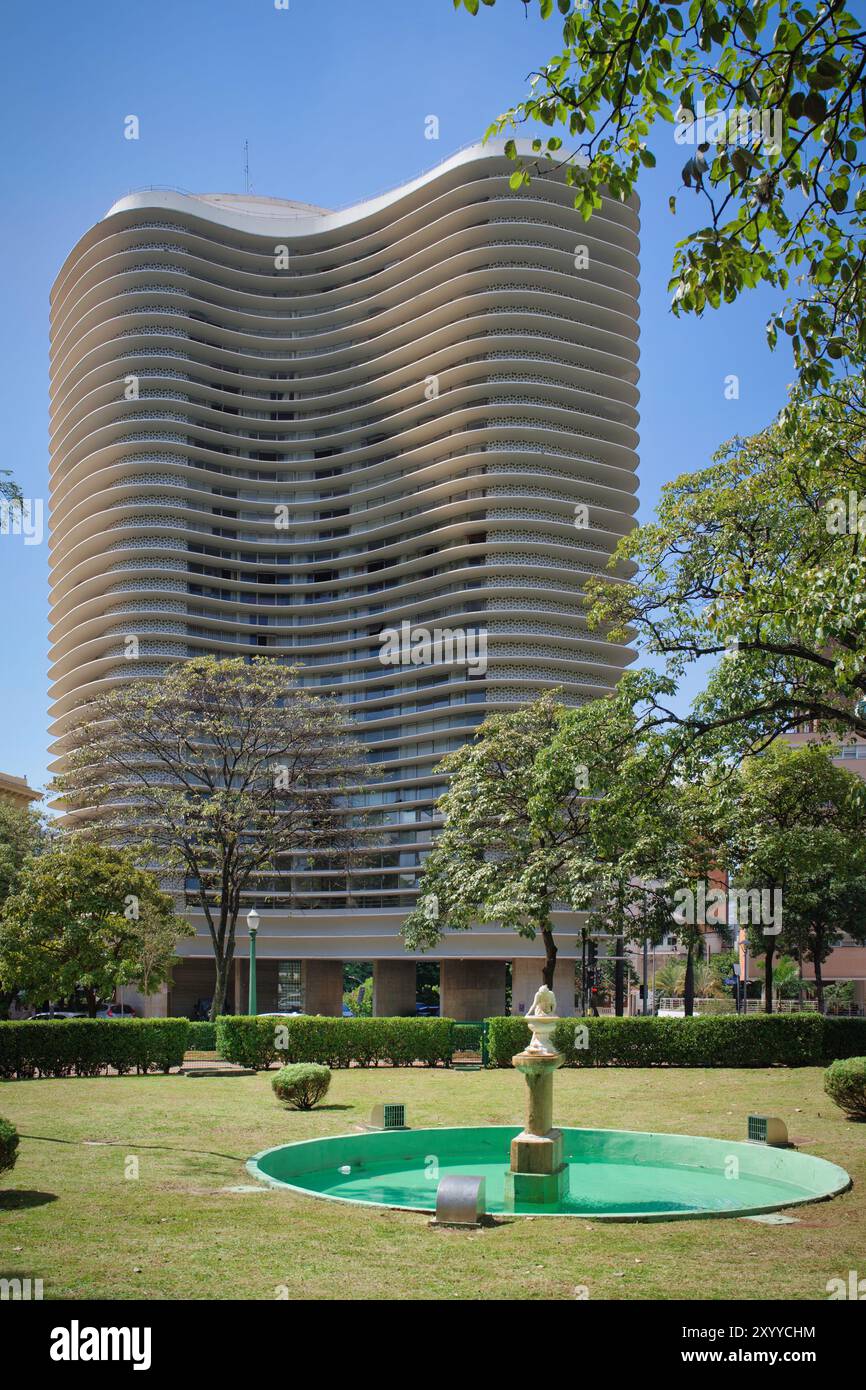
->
[272,1063,332,1110]
[824,1056,866,1120]
[453,1022,484,1052]
[216,1015,456,1070]
[485,1013,866,1069]
[821,1016,866,1063]
[0,1116,18,1175]
[186,1021,217,1051]
[0,1019,190,1079]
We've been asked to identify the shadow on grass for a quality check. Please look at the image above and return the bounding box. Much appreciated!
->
[0,1189,58,1210]
[16,1134,244,1163]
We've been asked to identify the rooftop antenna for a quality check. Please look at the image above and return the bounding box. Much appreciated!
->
[243,139,250,195]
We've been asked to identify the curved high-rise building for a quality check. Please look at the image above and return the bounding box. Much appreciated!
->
[48,140,639,1018]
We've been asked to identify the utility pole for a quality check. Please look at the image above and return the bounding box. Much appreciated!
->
[642,936,649,1015]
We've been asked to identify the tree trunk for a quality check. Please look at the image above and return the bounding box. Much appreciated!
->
[541,926,557,992]
[814,955,825,1014]
[210,956,231,1021]
[614,935,625,1017]
[683,942,695,1017]
[764,940,775,1014]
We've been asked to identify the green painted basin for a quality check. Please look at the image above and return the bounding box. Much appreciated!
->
[247,1125,851,1221]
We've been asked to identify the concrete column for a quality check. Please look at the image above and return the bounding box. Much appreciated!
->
[439,960,506,1021]
[302,960,344,1016]
[373,960,417,1016]
[116,985,168,1018]
[512,957,576,1016]
[142,985,168,1019]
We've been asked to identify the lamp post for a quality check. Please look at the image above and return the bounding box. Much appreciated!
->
[247,908,260,1016]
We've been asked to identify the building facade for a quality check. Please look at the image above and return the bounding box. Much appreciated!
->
[48,141,640,1018]
[0,772,41,812]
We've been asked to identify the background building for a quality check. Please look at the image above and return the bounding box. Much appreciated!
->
[48,140,640,1018]
[0,772,41,812]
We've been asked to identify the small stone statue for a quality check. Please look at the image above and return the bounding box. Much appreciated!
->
[526,984,557,1018]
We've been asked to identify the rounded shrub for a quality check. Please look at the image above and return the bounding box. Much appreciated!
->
[0,1116,19,1176]
[272,1063,331,1110]
[824,1056,866,1120]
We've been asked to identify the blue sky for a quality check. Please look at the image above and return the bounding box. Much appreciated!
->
[0,0,794,797]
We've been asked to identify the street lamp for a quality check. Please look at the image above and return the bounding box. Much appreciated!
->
[247,907,260,1016]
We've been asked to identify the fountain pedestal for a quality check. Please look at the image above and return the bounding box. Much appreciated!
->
[504,1000,569,1207]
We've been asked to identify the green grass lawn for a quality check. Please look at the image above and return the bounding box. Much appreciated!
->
[0,1066,862,1301]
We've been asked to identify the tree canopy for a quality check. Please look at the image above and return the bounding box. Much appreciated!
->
[0,841,191,1015]
[585,382,866,759]
[54,656,365,1018]
[455,0,866,387]
[0,800,51,908]
[723,741,866,1010]
[402,671,675,991]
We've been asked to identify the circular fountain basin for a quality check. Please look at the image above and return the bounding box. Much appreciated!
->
[247,1125,850,1221]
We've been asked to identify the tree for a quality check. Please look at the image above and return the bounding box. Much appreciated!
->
[343,976,373,1017]
[586,384,866,760]
[55,657,365,1019]
[403,671,671,992]
[0,842,192,1015]
[0,801,53,1017]
[654,957,686,998]
[771,953,802,1002]
[0,469,21,507]
[577,733,683,1014]
[652,774,732,1015]
[724,742,866,1011]
[0,801,50,909]
[778,858,866,1012]
[455,0,866,388]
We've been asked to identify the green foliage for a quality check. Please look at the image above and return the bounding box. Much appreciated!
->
[343,975,373,1017]
[0,469,22,506]
[54,656,364,1020]
[771,956,803,1000]
[824,981,856,1012]
[586,386,866,756]
[453,1021,484,1051]
[0,1019,190,1079]
[272,1063,332,1110]
[403,672,675,984]
[485,1012,865,1068]
[456,0,866,387]
[823,1056,866,1119]
[721,743,866,1012]
[0,1115,18,1176]
[0,841,191,1014]
[0,801,50,908]
[216,1015,456,1070]
[186,1021,217,1051]
[822,1016,866,1062]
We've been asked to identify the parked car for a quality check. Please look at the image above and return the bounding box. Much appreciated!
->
[96,1005,139,1019]
[415,1003,439,1016]
[256,1010,303,1017]
[31,1010,86,1020]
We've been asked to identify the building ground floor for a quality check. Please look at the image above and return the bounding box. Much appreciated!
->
[122,912,866,1021]
[141,953,579,1021]
[126,908,587,1021]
